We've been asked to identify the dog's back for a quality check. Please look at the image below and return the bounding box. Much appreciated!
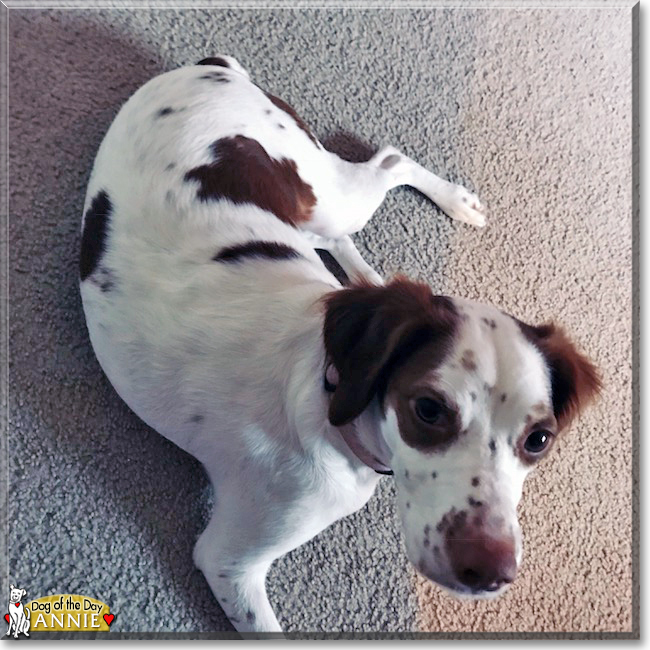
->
[80,61,337,457]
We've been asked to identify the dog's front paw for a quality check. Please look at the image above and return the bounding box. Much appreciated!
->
[444,186,486,227]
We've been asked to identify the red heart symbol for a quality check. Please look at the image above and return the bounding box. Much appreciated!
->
[14,603,19,608]
[4,614,9,623]
[103,613,114,626]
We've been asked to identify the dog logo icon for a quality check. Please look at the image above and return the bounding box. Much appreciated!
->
[5,584,31,638]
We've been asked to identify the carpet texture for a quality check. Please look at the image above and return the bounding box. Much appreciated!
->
[6,5,634,636]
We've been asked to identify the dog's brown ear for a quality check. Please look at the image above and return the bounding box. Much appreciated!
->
[520,322,601,430]
[322,276,458,427]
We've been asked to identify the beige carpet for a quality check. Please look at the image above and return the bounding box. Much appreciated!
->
[6,3,635,637]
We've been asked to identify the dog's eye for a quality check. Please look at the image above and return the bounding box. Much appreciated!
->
[414,398,444,424]
[524,430,552,454]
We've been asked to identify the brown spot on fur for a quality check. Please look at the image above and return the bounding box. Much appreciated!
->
[482,317,497,329]
[197,56,231,67]
[431,471,437,479]
[461,349,477,372]
[470,391,477,401]
[322,277,459,428]
[514,319,601,430]
[80,190,112,281]
[185,136,316,226]
[500,393,507,403]
[199,70,230,83]
[471,477,480,487]
[468,496,483,508]
[532,401,549,415]
[436,508,462,535]
[264,91,320,147]
[380,154,401,169]
[213,240,301,264]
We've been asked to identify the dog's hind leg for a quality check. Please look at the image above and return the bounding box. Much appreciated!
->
[366,146,486,227]
[301,145,485,284]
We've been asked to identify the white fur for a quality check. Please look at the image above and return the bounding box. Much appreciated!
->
[80,57,553,633]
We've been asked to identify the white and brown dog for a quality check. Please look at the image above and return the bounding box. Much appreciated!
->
[79,56,600,633]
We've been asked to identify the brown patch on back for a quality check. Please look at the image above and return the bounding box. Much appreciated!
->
[185,136,316,227]
[213,240,301,264]
[264,91,320,147]
[322,276,459,427]
[197,56,231,67]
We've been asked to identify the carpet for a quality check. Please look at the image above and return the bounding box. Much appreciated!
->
[5,4,636,636]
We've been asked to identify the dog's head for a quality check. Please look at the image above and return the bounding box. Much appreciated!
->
[9,585,26,604]
[323,277,600,598]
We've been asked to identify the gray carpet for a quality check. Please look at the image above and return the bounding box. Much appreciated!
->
[6,5,634,635]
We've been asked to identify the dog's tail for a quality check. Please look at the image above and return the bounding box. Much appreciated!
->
[24,607,30,619]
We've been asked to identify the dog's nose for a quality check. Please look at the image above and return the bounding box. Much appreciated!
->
[445,525,517,592]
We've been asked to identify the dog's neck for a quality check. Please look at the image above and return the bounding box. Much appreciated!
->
[278,287,391,478]
[323,364,393,474]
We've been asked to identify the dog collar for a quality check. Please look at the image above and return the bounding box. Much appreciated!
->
[324,365,393,476]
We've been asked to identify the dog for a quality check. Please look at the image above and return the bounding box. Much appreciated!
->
[79,56,601,633]
[6,585,30,638]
